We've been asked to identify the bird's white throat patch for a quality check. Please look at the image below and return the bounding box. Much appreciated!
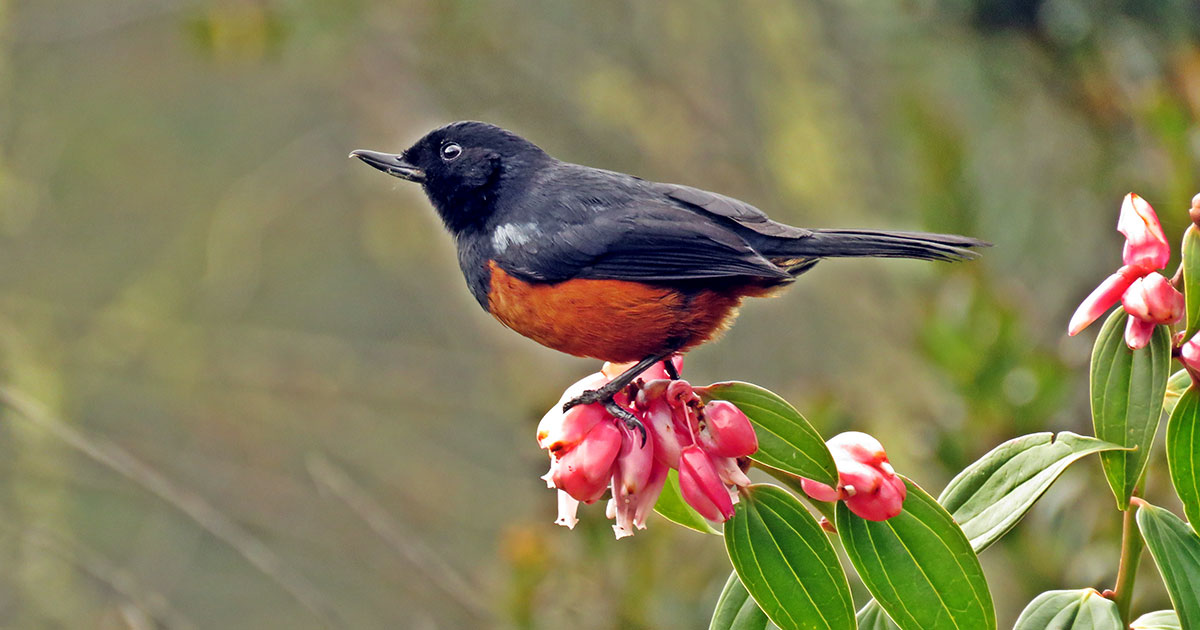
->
[492,222,540,253]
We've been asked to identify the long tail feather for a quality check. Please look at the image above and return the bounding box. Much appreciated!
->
[782,229,989,263]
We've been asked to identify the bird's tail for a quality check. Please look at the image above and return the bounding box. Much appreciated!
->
[778,229,989,263]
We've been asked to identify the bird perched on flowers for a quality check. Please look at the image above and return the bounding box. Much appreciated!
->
[351,122,987,430]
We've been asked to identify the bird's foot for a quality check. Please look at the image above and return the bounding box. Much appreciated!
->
[562,384,648,446]
[561,350,675,447]
[561,383,616,412]
[606,400,647,446]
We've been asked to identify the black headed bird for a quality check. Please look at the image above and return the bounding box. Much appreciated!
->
[351,121,986,430]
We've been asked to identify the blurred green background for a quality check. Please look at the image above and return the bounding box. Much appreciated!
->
[2,0,1200,628]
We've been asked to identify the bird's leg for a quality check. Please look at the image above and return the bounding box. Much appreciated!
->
[562,350,675,444]
[663,358,680,380]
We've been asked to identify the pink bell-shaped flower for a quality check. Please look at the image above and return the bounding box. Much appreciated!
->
[844,472,906,521]
[537,357,757,536]
[1069,194,1177,349]
[1181,333,1200,373]
[697,401,758,458]
[825,431,886,467]
[1121,272,1184,348]
[639,394,685,467]
[678,445,736,522]
[1068,265,1146,336]
[550,421,622,504]
[799,431,907,521]
[1119,193,1170,271]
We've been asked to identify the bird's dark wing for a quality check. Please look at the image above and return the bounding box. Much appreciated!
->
[655,182,813,239]
[493,205,791,284]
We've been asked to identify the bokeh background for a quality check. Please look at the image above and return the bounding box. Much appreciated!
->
[3,0,1200,628]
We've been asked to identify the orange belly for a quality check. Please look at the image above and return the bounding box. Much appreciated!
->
[486,262,751,362]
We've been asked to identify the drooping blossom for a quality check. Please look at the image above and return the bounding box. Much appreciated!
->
[799,431,906,521]
[1121,273,1185,348]
[1178,333,1200,383]
[537,356,758,538]
[1068,194,1182,349]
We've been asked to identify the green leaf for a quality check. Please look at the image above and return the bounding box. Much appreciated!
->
[1183,224,1200,338]
[856,601,900,630]
[837,477,995,630]
[725,484,854,630]
[703,382,837,486]
[1090,309,1172,509]
[709,572,771,630]
[1131,610,1182,630]
[1136,501,1200,628]
[1165,369,1191,416]
[938,431,1125,552]
[655,468,721,535]
[1011,589,1123,629]
[1167,387,1200,531]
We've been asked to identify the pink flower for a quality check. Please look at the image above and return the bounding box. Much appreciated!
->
[697,401,758,458]
[538,357,757,538]
[609,424,666,539]
[1068,265,1146,337]
[1068,193,1178,349]
[1179,333,1200,382]
[1121,273,1184,348]
[548,420,622,504]
[678,445,736,522]
[1119,193,1170,271]
[800,431,907,521]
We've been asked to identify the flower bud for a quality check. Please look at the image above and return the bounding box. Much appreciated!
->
[844,474,906,521]
[551,421,622,503]
[1181,333,1200,373]
[802,431,906,520]
[825,431,887,467]
[1191,195,1200,229]
[678,445,735,522]
[1121,271,1183,349]
[666,379,699,408]
[613,423,655,496]
[697,401,758,458]
[1119,193,1170,271]
[642,396,684,467]
[612,459,670,539]
[833,458,884,497]
[537,400,609,454]
[634,378,670,408]
[1121,273,1183,324]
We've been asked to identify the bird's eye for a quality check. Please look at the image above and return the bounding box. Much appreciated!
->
[440,143,463,161]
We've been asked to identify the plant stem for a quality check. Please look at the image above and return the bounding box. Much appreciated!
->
[1112,503,1144,623]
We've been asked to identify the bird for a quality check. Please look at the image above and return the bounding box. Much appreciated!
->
[351,121,986,431]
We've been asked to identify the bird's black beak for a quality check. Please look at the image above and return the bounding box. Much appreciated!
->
[349,149,425,183]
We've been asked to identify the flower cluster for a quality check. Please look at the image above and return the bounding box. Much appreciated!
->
[1068,193,1183,348]
[799,431,906,521]
[536,357,758,538]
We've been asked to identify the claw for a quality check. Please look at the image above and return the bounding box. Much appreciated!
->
[606,400,647,447]
[560,351,675,444]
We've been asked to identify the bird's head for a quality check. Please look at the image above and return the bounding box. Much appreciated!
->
[351,121,549,234]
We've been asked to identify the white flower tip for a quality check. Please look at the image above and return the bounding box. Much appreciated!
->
[555,516,578,529]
